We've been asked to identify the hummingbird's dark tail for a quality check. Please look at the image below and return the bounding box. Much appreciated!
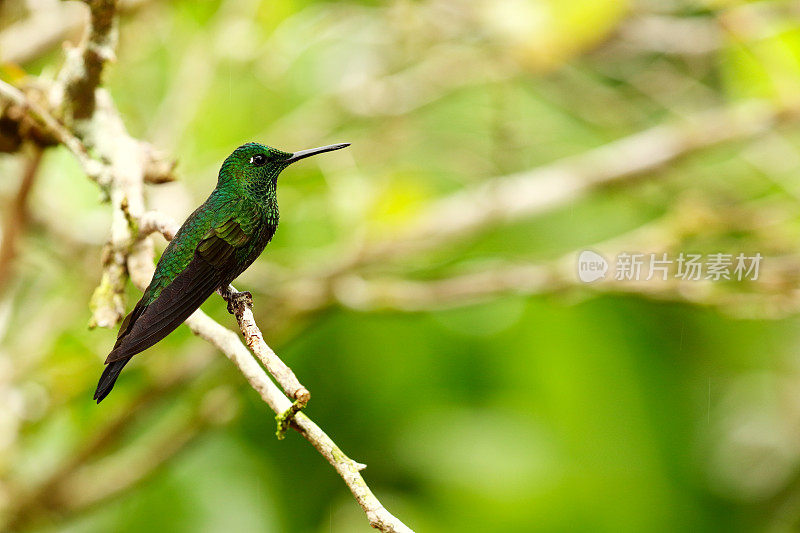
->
[94,358,131,403]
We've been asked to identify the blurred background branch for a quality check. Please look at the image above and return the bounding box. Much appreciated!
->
[0,146,42,293]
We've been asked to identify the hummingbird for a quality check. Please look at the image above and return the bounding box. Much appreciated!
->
[94,141,350,403]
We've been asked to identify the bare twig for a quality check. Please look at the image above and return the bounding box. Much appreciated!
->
[0,79,107,183]
[331,199,798,318]
[331,260,779,314]
[221,287,310,406]
[617,15,722,55]
[138,210,179,241]
[333,265,560,312]
[354,102,792,264]
[55,0,119,122]
[294,411,411,533]
[0,147,43,293]
[182,309,412,533]
[84,90,152,328]
[141,143,178,183]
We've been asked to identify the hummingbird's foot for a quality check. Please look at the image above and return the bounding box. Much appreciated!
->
[228,291,252,314]
[220,287,253,315]
[275,400,305,440]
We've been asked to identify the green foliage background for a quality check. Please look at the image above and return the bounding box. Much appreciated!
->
[4,0,800,531]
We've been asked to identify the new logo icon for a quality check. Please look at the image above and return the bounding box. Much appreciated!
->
[577,250,608,283]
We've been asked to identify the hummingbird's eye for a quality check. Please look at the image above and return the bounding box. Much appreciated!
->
[250,154,268,167]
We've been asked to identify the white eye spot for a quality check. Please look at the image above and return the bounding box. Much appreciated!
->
[250,154,267,166]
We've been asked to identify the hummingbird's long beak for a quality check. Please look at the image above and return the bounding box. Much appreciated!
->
[286,142,350,164]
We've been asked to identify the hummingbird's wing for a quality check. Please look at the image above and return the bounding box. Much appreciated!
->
[94,213,253,402]
[108,217,250,363]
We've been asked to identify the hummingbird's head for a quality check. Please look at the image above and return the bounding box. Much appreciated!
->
[219,141,350,200]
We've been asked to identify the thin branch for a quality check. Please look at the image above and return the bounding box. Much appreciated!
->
[182,308,412,533]
[617,15,722,55]
[331,261,782,314]
[331,201,796,318]
[84,90,151,328]
[138,210,178,241]
[141,143,178,183]
[222,287,310,405]
[294,411,410,532]
[354,102,793,264]
[55,0,119,122]
[0,147,43,293]
[0,79,107,184]
[333,265,560,312]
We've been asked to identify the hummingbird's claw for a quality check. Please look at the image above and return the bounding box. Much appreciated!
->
[224,290,252,314]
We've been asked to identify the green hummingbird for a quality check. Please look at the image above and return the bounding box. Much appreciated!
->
[94,141,350,403]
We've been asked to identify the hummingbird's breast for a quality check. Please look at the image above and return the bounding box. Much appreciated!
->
[223,205,278,286]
